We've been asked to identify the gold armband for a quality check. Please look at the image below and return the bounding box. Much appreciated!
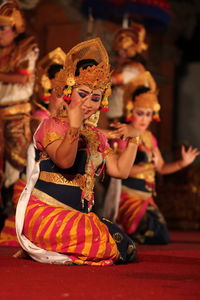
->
[67,127,80,143]
[103,147,114,157]
[128,136,140,145]
[143,162,154,170]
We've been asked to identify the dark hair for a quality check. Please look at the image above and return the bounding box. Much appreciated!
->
[75,59,98,76]
[14,31,29,43]
[132,86,150,101]
[48,64,63,79]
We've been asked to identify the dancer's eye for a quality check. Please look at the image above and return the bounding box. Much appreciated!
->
[91,96,101,102]
[78,92,88,98]
[136,111,144,116]
[0,25,11,32]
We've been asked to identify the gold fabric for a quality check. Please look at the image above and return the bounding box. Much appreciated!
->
[0,36,37,73]
[39,171,94,202]
[132,165,155,184]
[32,188,76,210]
[39,125,108,204]
[43,132,63,149]
[131,131,156,188]
[4,117,31,169]
[121,185,151,199]
[0,94,32,173]
[39,171,86,188]
[140,131,154,152]
[52,38,111,97]
[0,102,31,118]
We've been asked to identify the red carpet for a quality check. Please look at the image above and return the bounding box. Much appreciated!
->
[0,231,199,300]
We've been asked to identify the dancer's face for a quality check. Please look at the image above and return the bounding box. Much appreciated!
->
[71,85,102,119]
[131,107,153,132]
[0,25,17,47]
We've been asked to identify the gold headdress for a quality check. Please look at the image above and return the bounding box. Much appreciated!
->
[113,23,148,56]
[34,47,66,105]
[124,77,161,122]
[0,1,25,33]
[52,38,112,111]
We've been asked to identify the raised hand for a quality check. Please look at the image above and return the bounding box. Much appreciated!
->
[65,96,87,128]
[181,145,200,167]
[110,122,141,139]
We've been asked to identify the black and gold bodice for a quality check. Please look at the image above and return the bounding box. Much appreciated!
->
[34,124,108,213]
[122,131,156,194]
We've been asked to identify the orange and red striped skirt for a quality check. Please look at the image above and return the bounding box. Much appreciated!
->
[23,195,119,266]
[117,191,156,235]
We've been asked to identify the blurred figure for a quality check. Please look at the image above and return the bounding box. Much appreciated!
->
[0,1,39,213]
[0,47,65,246]
[101,22,156,220]
[107,22,156,122]
[27,47,66,181]
[106,82,199,245]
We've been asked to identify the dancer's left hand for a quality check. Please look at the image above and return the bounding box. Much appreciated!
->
[110,123,140,139]
[180,145,200,167]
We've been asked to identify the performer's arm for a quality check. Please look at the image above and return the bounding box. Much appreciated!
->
[153,146,200,175]
[0,72,29,84]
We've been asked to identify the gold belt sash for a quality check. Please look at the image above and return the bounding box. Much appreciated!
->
[32,188,76,210]
[0,102,31,117]
[131,168,155,183]
[39,171,86,188]
[39,171,95,201]
[122,185,152,199]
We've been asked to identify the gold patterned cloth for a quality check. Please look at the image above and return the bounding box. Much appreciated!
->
[116,130,169,244]
[3,115,31,170]
[34,116,112,211]
[0,24,38,190]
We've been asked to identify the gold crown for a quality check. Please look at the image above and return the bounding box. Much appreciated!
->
[124,71,157,98]
[74,61,111,90]
[52,38,111,97]
[124,76,160,121]
[134,92,160,112]
[114,23,148,54]
[0,1,25,33]
[34,47,66,104]
[37,47,66,90]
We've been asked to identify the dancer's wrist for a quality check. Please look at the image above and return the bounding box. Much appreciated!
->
[67,126,80,143]
[128,136,140,145]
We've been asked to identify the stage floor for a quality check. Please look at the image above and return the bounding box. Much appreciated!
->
[0,231,200,300]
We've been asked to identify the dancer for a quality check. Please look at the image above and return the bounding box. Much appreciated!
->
[0,47,65,246]
[0,0,38,204]
[102,23,156,220]
[114,82,200,244]
[27,46,66,182]
[16,38,140,266]
[107,22,156,122]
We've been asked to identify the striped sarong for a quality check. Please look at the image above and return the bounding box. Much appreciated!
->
[117,191,156,235]
[0,178,25,247]
[23,196,119,266]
